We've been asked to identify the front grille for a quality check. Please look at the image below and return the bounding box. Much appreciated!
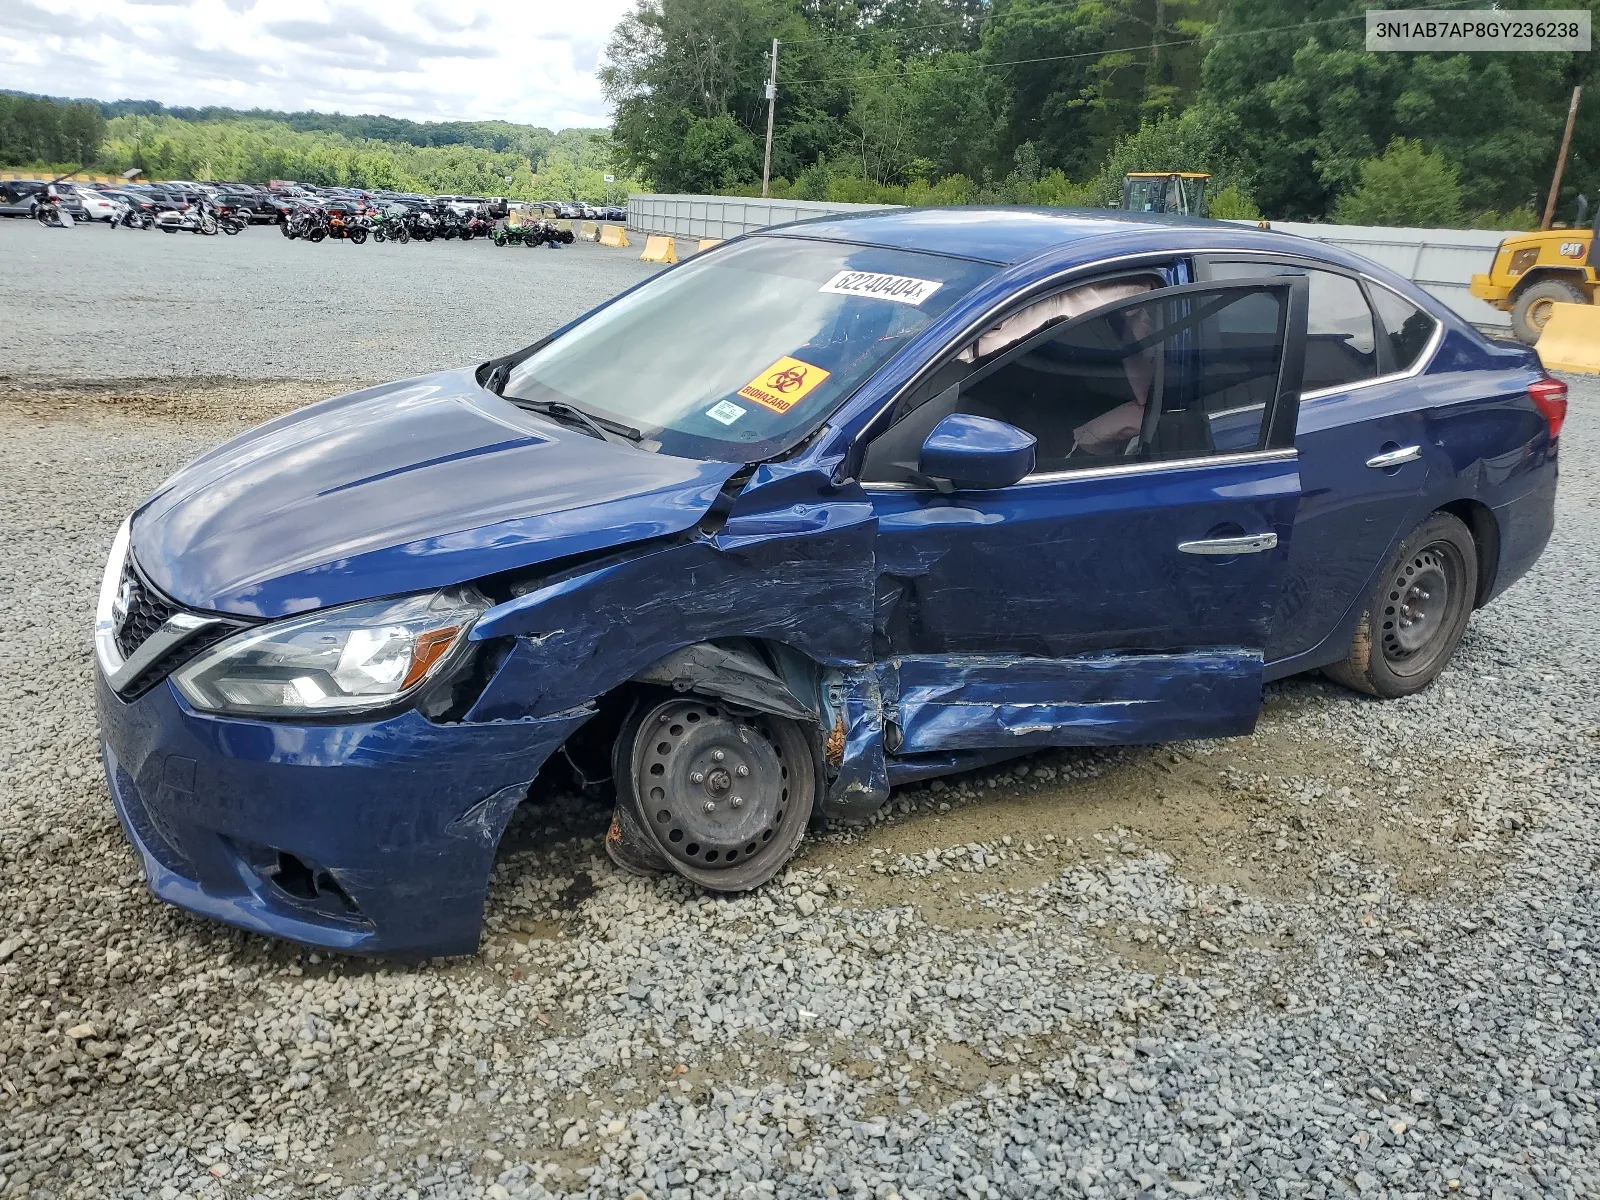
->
[122,624,236,698]
[112,560,248,698]
[114,561,177,660]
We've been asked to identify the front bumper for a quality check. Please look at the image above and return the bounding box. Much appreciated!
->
[97,672,589,956]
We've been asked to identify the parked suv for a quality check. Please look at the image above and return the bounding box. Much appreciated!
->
[0,180,88,220]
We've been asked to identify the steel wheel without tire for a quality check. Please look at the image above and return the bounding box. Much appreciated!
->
[607,695,814,891]
[1324,512,1477,698]
[1511,279,1588,344]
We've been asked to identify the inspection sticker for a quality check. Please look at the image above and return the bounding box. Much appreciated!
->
[820,269,943,306]
[705,400,746,425]
[736,356,831,414]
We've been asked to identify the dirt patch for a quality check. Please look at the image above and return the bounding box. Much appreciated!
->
[815,675,1509,923]
[0,373,361,429]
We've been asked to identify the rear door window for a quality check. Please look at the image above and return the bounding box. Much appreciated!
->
[1369,285,1438,372]
[1204,262,1377,392]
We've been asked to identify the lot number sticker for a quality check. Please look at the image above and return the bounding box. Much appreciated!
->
[705,400,746,425]
[820,270,943,306]
[736,356,831,414]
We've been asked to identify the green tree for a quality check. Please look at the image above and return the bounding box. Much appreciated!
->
[1332,138,1464,227]
[1198,0,1598,220]
[679,112,760,189]
[0,94,106,166]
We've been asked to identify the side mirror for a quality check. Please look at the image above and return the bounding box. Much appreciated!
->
[918,413,1036,491]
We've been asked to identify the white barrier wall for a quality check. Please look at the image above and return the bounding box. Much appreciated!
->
[1259,220,1511,329]
[627,194,896,242]
[625,194,1516,329]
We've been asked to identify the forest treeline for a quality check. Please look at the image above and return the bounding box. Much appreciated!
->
[602,0,1600,226]
[0,92,637,202]
[6,0,1597,225]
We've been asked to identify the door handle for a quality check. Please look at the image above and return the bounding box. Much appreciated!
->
[1366,444,1421,469]
[1178,533,1279,555]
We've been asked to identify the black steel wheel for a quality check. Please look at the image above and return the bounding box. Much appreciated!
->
[608,696,814,891]
[1325,512,1477,698]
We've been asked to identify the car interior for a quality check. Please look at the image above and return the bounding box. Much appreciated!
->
[860,270,1290,485]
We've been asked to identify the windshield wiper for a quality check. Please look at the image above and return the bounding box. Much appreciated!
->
[511,397,643,444]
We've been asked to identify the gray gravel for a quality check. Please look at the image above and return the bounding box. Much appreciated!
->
[0,217,659,380]
[0,263,1596,1200]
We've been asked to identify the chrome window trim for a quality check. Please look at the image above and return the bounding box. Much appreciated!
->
[1208,400,1267,419]
[862,446,1298,493]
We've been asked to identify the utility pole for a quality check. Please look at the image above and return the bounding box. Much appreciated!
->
[1541,85,1582,230]
[761,39,778,198]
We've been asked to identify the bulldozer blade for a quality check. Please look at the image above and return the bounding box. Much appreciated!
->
[1536,302,1600,375]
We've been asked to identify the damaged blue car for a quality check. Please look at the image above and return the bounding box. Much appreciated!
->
[95,208,1563,956]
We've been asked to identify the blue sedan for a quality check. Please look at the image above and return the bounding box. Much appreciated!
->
[94,208,1563,956]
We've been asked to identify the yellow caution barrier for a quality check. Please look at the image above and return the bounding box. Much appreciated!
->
[578,221,599,241]
[696,238,724,255]
[640,235,678,264]
[598,224,630,248]
[1535,302,1600,375]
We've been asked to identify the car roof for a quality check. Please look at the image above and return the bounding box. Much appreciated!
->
[769,205,1346,269]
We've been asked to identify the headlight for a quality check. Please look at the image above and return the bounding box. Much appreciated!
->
[94,516,133,678]
[172,588,486,717]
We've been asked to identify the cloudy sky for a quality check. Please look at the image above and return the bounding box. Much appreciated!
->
[0,0,636,128]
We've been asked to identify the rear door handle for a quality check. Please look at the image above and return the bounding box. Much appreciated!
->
[1178,533,1279,556]
[1366,444,1421,469]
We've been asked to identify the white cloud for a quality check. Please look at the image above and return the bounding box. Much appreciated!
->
[0,0,633,128]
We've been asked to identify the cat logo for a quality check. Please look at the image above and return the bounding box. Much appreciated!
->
[1559,241,1586,258]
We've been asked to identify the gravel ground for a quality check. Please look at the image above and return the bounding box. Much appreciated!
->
[0,284,1596,1198]
[0,218,658,380]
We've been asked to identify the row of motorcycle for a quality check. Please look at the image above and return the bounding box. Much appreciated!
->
[37,191,247,235]
[280,203,575,247]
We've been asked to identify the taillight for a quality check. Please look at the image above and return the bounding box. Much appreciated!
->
[1528,376,1568,440]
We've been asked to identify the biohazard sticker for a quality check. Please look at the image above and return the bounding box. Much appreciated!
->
[705,400,745,425]
[736,356,831,414]
[820,269,943,306]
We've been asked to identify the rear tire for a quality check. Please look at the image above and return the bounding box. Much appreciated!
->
[607,695,814,891]
[1511,279,1587,344]
[1324,512,1477,698]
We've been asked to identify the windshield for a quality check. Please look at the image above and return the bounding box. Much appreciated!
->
[503,236,997,462]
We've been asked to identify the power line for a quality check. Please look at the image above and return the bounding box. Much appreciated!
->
[781,14,987,47]
[779,3,1482,87]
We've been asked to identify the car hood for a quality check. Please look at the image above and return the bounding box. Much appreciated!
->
[130,368,741,619]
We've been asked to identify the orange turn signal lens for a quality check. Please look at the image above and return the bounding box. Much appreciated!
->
[400,626,462,691]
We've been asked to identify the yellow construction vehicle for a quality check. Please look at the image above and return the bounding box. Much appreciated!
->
[1470,203,1599,344]
[1121,172,1209,217]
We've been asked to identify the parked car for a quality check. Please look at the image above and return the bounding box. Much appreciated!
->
[94,209,1561,956]
[215,184,278,223]
[0,179,86,220]
[58,183,119,222]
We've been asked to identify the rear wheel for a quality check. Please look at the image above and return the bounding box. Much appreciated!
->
[1324,512,1477,698]
[607,695,814,891]
[1511,278,1588,344]
[350,228,367,244]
